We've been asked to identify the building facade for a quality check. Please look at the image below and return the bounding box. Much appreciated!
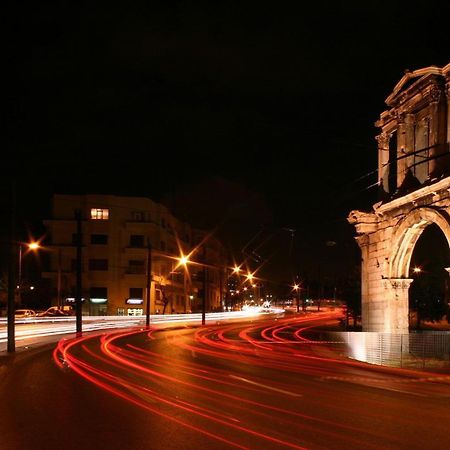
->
[43,194,227,316]
[348,63,450,333]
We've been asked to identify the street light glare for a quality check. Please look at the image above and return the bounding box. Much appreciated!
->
[179,255,189,266]
[413,267,422,273]
[232,265,241,274]
[28,242,41,250]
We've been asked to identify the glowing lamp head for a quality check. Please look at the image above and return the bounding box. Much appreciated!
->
[413,267,422,274]
[179,255,189,266]
[28,242,40,250]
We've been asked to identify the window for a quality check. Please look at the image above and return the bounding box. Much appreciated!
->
[414,117,430,183]
[131,211,144,221]
[127,308,143,316]
[91,234,108,245]
[117,307,125,316]
[72,233,81,245]
[90,287,107,298]
[127,260,145,274]
[129,287,143,299]
[88,259,108,271]
[130,235,145,247]
[71,259,84,272]
[388,131,398,194]
[90,208,109,220]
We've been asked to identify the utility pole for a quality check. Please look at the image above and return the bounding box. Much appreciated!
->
[57,247,62,308]
[7,183,16,353]
[17,244,22,308]
[146,240,152,327]
[202,246,207,326]
[75,209,82,335]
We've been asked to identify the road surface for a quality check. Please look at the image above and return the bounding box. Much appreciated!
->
[1,310,450,449]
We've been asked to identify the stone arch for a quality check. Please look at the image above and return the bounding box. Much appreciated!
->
[389,207,450,279]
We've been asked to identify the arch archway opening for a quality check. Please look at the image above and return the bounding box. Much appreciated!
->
[409,223,450,330]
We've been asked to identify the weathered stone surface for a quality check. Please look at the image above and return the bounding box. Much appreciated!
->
[349,63,450,333]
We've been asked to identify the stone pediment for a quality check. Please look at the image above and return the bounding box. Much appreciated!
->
[385,64,447,107]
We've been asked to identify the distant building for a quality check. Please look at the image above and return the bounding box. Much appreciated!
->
[191,230,228,313]
[43,194,227,316]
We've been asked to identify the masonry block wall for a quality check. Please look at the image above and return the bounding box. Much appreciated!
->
[349,63,450,333]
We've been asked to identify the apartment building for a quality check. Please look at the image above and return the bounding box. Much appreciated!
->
[43,194,227,316]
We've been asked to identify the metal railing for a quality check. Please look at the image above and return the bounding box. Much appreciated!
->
[329,331,450,369]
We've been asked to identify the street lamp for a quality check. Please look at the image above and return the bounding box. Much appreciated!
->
[177,253,190,313]
[17,241,42,307]
[232,265,241,275]
[146,241,152,327]
[293,283,300,313]
[8,239,42,353]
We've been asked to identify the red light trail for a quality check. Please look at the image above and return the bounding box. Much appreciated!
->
[53,310,449,449]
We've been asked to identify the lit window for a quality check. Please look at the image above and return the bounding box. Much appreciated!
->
[90,208,109,220]
[127,308,143,316]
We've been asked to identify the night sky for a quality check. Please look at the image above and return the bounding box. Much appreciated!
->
[4,1,450,286]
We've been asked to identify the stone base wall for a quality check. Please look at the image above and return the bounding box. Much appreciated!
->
[349,177,450,333]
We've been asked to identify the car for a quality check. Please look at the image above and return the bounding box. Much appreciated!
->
[14,309,37,319]
[36,306,75,317]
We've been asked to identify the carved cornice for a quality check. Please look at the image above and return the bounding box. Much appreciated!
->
[348,210,379,235]
[375,132,389,148]
[383,278,413,290]
[375,176,450,214]
[430,85,443,103]
[354,234,369,248]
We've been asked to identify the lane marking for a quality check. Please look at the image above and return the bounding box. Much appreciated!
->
[322,377,429,397]
[229,375,302,397]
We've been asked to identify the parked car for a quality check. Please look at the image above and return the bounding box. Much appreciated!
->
[15,309,37,319]
[36,306,74,317]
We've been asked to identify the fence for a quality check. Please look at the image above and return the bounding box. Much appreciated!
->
[328,331,450,369]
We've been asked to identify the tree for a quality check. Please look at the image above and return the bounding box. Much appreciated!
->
[340,266,361,329]
[409,264,447,327]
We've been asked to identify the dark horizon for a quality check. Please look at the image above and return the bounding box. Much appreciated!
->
[4,1,450,286]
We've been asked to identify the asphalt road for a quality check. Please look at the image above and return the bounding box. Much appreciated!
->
[1,311,450,450]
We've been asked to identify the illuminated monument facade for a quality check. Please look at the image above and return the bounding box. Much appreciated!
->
[349,63,450,333]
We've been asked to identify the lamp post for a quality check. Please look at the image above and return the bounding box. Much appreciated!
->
[57,247,62,308]
[146,241,152,328]
[178,254,189,313]
[8,240,41,353]
[293,283,300,313]
[17,241,41,307]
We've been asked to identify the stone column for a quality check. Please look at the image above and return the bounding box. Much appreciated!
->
[428,85,442,177]
[376,132,390,195]
[405,113,415,171]
[446,83,450,151]
[356,235,370,330]
[396,114,407,187]
[383,278,413,334]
